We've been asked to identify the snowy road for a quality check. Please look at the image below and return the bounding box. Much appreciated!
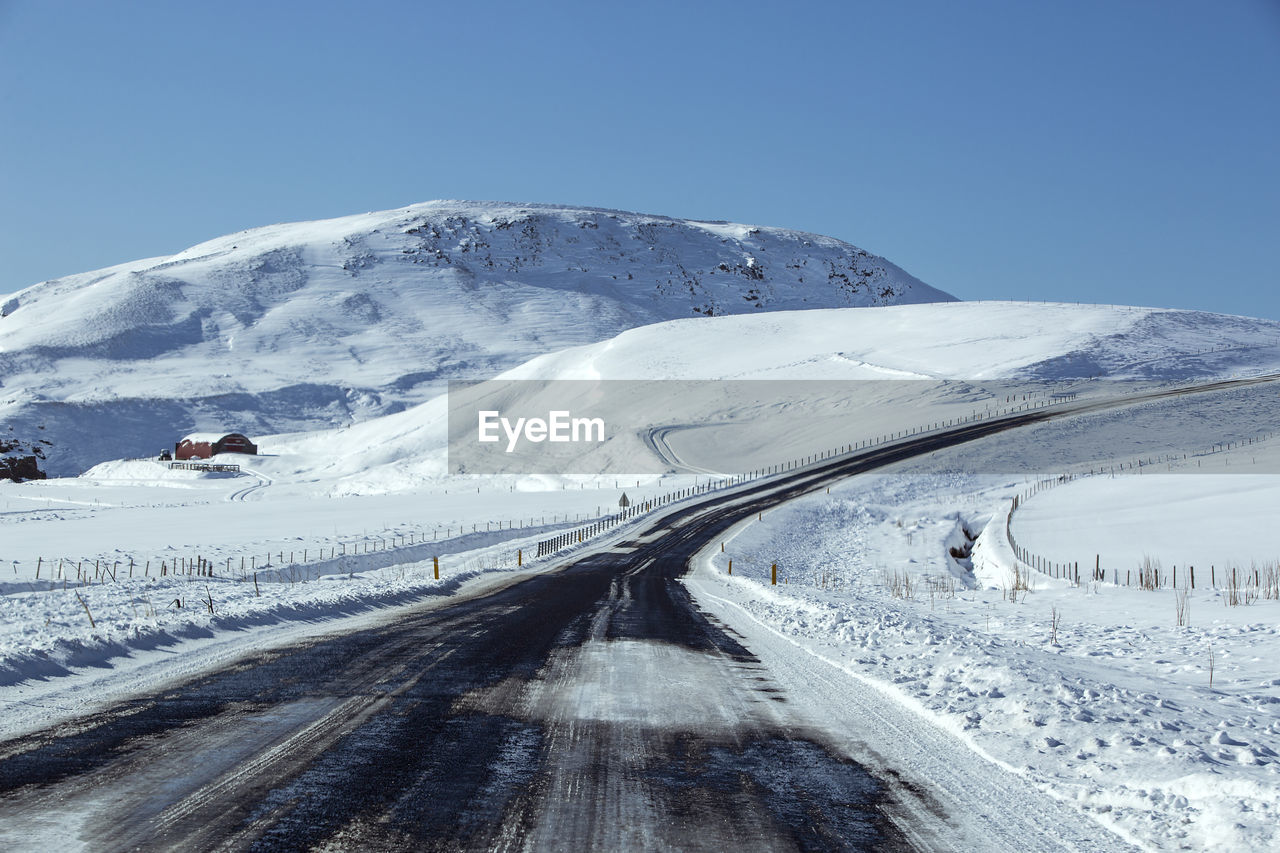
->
[0,534,901,849]
[0,484,1121,851]
[1,377,1274,850]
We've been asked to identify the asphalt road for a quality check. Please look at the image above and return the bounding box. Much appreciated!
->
[0,375,1274,851]
[0,484,911,851]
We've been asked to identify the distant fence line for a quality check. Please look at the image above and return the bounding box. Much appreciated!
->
[4,511,612,592]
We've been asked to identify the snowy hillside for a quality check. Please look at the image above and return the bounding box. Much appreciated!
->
[0,201,951,475]
[259,301,1280,494]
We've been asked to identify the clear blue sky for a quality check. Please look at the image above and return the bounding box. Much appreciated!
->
[2,0,1277,318]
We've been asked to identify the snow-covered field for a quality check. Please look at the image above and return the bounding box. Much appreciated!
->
[1013,474,1280,579]
[4,292,1280,850]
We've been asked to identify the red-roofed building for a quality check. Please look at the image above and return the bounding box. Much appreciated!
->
[175,433,258,460]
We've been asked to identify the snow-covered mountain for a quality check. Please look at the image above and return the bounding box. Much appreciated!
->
[0,201,952,474]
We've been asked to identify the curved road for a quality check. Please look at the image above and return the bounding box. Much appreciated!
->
[0,376,1275,850]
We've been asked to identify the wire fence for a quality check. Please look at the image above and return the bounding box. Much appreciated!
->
[1005,431,1280,598]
